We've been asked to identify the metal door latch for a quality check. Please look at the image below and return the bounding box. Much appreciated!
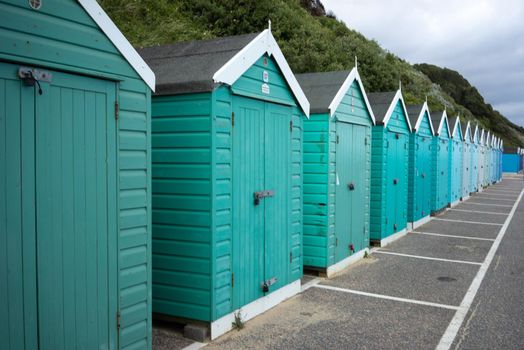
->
[394,223,398,230]
[393,178,398,185]
[18,67,52,95]
[254,190,274,206]
[347,182,355,191]
[261,277,277,293]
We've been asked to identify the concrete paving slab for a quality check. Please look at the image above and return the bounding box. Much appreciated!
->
[321,253,478,306]
[153,320,195,350]
[418,220,500,239]
[437,210,507,224]
[301,274,318,285]
[205,287,454,350]
[380,232,491,263]
[452,203,511,214]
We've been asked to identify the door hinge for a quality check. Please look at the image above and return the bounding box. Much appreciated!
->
[231,273,234,288]
[290,252,293,263]
[116,311,121,330]
[231,112,235,127]
[336,238,338,246]
[114,101,119,120]
[336,135,340,144]
[364,137,367,145]
[290,120,293,132]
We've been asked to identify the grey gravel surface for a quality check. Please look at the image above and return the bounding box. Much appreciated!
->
[321,253,478,306]
[452,181,524,350]
[205,287,454,350]
[380,232,492,263]
[417,219,500,239]
[152,320,194,350]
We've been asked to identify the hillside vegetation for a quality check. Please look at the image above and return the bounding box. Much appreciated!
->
[99,0,524,146]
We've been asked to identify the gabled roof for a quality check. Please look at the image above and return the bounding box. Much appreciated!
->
[448,115,463,140]
[296,67,376,124]
[486,131,491,147]
[461,120,471,142]
[406,102,434,135]
[473,124,480,144]
[139,29,309,116]
[78,0,155,90]
[430,110,451,137]
[368,90,412,130]
[480,129,486,145]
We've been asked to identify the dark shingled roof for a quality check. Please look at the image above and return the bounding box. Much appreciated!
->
[406,104,423,130]
[295,71,350,114]
[367,91,397,123]
[137,33,260,95]
[461,121,469,139]
[448,116,458,137]
[431,111,444,134]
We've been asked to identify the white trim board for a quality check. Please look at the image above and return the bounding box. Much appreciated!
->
[412,231,495,242]
[210,280,300,340]
[376,228,408,247]
[181,342,207,350]
[412,101,435,135]
[450,199,460,208]
[436,110,451,136]
[373,251,482,266]
[78,0,155,91]
[451,115,464,141]
[436,187,524,350]
[312,284,459,311]
[326,248,368,278]
[213,29,310,117]
[382,89,412,131]
[408,215,432,232]
[329,67,376,125]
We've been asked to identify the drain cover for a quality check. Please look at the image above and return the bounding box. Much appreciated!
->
[437,276,457,282]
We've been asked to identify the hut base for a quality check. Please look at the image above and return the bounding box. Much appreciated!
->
[371,228,408,248]
[450,199,460,208]
[325,248,370,278]
[407,215,432,232]
[462,195,470,201]
[210,279,301,340]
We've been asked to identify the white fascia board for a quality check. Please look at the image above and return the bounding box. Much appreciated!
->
[438,110,451,137]
[473,125,479,144]
[480,129,486,145]
[414,101,435,135]
[328,67,376,125]
[78,0,156,91]
[213,30,310,117]
[452,115,463,140]
[383,89,412,131]
[465,121,472,143]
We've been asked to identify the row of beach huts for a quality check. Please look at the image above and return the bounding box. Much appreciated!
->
[0,1,517,349]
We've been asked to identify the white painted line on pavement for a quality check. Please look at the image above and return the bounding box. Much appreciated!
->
[472,196,516,202]
[449,209,508,216]
[412,231,495,242]
[373,250,482,266]
[432,218,503,226]
[181,342,208,350]
[437,186,524,350]
[462,202,512,208]
[301,277,323,292]
[312,284,460,311]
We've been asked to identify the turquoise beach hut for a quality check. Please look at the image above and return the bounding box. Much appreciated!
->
[139,29,309,339]
[406,102,435,230]
[485,132,492,186]
[478,129,486,190]
[461,121,473,199]
[297,67,375,276]
[369,90,412,246]
[430,111,451,213]
[0,1,155,349]
[471,125,480,192]
[449,116,463,205]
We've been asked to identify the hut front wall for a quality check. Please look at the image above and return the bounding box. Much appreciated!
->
[1,1,152,349]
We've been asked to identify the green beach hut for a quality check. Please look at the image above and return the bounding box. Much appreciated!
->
[449,116,463,206]
[369,90,412,246]
[0,1,155,349]
[406,102,435,230]
[461,121,473,199]
[297,66,375,277]
[430,111,451,213]
[139,29,309,339]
